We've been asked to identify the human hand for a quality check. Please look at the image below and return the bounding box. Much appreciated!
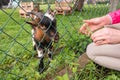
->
[91,28,120,45]
[80,18,103,35]
[79,15,111,35]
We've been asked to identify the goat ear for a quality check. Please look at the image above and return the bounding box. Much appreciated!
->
[26,21,37,26]
[51,10,56,16]
[53,10,57,15]
[46,9,56,16]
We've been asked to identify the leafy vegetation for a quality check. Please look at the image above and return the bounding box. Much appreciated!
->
[0,4,120,80]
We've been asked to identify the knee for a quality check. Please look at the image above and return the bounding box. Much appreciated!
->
[86,43,96,60]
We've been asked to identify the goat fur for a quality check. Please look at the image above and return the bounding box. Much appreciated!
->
[26,10,59,73]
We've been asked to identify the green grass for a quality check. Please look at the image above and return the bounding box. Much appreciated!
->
[0,4,120,80]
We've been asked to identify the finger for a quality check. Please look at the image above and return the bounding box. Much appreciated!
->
[93,36,105,43]
[83,20,93,24]
[91,34,103,42]
[95,40,108,45]
[91,33,96,40]
[79,23,87,33]
[94,40,103,45]
[91,29,103,40]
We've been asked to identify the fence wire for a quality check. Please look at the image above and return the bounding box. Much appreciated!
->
[0,0,120,80]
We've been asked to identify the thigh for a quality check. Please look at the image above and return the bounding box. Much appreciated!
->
[86,43,120,58]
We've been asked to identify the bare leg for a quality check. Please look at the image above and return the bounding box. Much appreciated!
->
[86,43,120,71]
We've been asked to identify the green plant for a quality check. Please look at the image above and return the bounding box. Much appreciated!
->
[55,73,69,80]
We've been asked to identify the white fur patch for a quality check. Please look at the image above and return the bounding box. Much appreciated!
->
[32,39,36,46]
[31,29,34,35]
[48,49,52,61]
[31,29,36,46]
[37,48,44,58]
[44,13,54,21]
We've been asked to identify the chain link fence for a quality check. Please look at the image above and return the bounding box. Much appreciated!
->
[0,0,120,80]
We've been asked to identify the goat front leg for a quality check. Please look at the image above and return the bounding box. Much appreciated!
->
[38,56,44,73]
[48,48,53,64]
[37,48,44,73]
[37,48,44,58]
[31,29,36,50]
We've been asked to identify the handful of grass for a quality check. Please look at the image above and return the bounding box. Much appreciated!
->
[85,23,93,36]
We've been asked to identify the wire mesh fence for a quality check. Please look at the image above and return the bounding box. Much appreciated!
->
[0,0,120,80]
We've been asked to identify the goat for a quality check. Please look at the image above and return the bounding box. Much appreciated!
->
[26,9,59,73]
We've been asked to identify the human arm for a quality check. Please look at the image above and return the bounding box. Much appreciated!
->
[79,9,120,45]
[79,9,120,35]
[93,9,120,45]
[109,9,120,24]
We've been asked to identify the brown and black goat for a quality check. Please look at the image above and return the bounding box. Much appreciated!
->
[26,10,59,73]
